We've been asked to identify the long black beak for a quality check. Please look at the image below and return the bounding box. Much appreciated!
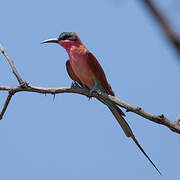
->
[41,38,59,44]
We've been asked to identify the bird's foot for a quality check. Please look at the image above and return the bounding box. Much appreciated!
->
[87,89,94,101]
[88,88,96,98]
[87,88,101,101]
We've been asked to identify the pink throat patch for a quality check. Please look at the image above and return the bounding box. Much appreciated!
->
[59,40,78,53]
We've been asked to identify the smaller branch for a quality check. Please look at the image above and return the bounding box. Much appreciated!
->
[141,0,180,56]
[0,91,14,120]
[0,45,24,85]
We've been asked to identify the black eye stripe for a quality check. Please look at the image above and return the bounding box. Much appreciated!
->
[63,34,71,40]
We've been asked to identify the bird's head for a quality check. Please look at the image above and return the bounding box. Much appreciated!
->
[41,32,83,51]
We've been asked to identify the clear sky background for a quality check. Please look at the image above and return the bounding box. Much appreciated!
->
[0,0,180,179]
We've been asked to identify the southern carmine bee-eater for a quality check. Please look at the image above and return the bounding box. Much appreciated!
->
[41,32,161,175]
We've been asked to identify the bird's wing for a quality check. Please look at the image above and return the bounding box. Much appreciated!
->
[66,60,83,86]
[86,51,115,96]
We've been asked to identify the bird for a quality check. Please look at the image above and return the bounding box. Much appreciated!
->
[41,32,161,175]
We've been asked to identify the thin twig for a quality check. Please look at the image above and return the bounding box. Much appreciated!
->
[0,45,24,85]
[0,91,14,120]
[141,0,180,56]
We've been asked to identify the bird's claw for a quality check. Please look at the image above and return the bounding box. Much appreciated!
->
[86,89,94,100]
[89,92,93,101]
[87,89,101,101]
[87,96,92,101]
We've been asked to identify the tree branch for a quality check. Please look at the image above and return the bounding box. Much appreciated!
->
[140,0,180,57]
[1,45,180,134]
[0,91,14,120]
[0,45,25,85]
[0,84,180,134]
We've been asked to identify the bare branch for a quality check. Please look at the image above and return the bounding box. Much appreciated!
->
[0,45,24,85]
[140,0,180,57]
[0,84,180,134]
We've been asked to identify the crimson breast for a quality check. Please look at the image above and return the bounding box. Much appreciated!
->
[69,47,96,88]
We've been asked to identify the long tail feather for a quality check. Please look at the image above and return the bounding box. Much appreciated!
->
[131,134,162,175]
[109,105,162,175]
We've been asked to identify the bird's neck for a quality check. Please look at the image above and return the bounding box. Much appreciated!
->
[69,45,87,60]
[60,40,84,54]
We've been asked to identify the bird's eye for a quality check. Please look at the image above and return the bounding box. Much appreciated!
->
[65,35,70,40]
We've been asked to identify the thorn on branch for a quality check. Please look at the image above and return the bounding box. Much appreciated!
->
[176,114,180,125]
[136,107,142,111]
[87,96,92,101]
[53,94,56,101]
[159,114,165,120]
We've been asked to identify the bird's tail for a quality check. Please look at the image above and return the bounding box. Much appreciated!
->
[97,94,133,137]
[94,82,161,174]
[107,103,161,175]
[109,105,132,137]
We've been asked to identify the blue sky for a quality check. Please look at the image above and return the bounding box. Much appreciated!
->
[0,0,180,179]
